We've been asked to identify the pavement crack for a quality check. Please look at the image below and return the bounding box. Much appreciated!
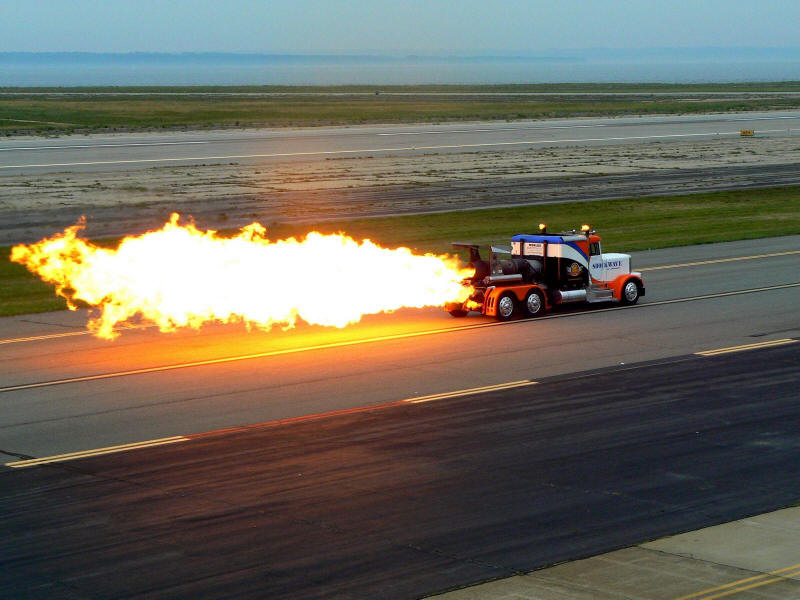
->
[0,448,34,461]
[18,318,84,330]
[636,544,783,580]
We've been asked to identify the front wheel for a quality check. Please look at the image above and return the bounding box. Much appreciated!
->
[495,293,517,321]
[523,289,546,318]
[620,279,641,305]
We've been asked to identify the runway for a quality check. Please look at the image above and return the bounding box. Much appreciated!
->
[2,111,799,175]
[1,235,799,598]
[1,339,798,599]
[1,235,797,459]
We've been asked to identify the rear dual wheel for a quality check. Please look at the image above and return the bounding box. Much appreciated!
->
[523,289,546,318]
[495,290,546,321]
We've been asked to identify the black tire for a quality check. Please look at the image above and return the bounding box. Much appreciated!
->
[620,279,641,305]
[449,309,468,318]
[495,293,517,321]
[523,289,546,318]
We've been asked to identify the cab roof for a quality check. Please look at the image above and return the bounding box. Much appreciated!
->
[512,233,589,243]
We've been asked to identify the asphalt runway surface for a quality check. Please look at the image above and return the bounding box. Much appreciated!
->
[1,236,798,598]
[2,111,799,175]
[1,341,798,599]
[1,236,798,458]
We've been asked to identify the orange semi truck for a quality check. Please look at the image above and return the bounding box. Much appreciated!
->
[445,224,645,320]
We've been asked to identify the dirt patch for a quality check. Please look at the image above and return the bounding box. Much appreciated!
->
[2,136,799,243]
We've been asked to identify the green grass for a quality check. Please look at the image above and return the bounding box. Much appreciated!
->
[260,185,800,254]
[0,251,68,315]
[3,86,800,134]
[3,186,798,318]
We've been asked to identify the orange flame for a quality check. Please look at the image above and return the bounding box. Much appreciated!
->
[11,214,473,340]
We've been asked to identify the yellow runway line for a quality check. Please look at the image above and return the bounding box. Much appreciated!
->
[642,250,800,272]
[0,323,149,345]
[0,330,90,345]
[5,436,188,469]
[3,379,539,468]
[696,338,797,356]
[1,252,796,347]
[674,562,800,600]
[1,283,798,394]
[405,380,536,403]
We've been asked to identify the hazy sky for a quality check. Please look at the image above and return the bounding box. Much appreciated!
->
[3,0,799,54]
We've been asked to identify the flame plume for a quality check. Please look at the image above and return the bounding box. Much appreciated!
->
[11,214,472,340]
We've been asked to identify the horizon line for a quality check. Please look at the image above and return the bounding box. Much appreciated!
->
[3,47,800,56]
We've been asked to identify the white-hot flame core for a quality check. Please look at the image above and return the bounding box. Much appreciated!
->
[11,214,472,339]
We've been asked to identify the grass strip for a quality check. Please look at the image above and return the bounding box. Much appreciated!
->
[2,186,799,317]
[3,93,800,134]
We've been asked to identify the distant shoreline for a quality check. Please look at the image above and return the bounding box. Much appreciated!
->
[3,50,800,87]
[4,47,800,60]
[3,83,800,93]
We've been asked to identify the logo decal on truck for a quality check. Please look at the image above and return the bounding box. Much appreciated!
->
[567,262,583,276]
[592,260,622,269]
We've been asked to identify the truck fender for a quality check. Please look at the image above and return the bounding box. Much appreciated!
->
[610,274,645,302]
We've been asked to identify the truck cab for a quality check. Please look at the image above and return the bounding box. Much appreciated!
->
[446,225,645,320]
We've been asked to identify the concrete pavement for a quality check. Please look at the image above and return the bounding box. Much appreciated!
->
[430,507,800,600]
[2,111,799,175]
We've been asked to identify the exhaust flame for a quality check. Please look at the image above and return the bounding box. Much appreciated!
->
[11,214,472,340]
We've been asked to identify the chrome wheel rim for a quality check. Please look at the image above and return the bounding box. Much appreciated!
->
[527,293,541,314]
[498,296,514,317]
[624,281,638,302]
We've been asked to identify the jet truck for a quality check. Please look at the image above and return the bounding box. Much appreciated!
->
[445,224,645,320]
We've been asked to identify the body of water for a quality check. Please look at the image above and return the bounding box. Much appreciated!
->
[1,53,799,86]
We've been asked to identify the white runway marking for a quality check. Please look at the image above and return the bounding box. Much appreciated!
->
[0,140,211,152]
[377,116,800,136]
[377,123,611,135]
[2,129,794,170]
